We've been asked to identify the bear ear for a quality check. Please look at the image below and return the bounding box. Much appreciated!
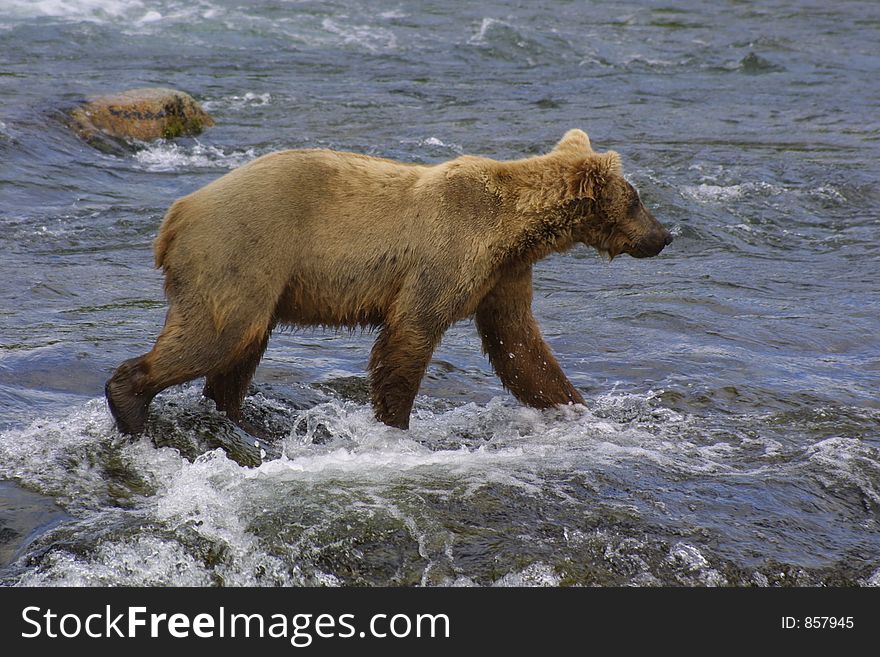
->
[561,151,622,202]
[553,129,593,154]
[595,150,622,177]
[503,148,623,213]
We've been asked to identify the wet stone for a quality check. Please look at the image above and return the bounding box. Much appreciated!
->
[68,87,214,149]
[0,480,68,570]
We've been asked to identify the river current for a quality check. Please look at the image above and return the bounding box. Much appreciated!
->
[1,0,878,586]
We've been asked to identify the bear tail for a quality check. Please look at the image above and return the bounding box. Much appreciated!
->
[153,198,187,270]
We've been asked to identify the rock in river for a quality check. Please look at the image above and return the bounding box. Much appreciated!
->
[69,87,214,147]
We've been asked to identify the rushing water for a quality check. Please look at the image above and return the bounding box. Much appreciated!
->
[1,0,878,586]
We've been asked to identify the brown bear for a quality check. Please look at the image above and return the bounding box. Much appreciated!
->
[106,129,671,437]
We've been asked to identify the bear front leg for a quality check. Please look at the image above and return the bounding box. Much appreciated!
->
[475,266,585,409]
[369,318,443,430]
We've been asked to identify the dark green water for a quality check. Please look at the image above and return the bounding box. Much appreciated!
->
[1,0,878,586]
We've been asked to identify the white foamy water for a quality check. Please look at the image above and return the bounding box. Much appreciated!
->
[666,543,725,586]
[805,437,880,506]
[468,17,510,46]
[680,168,846,207]
[0,0,235,29]
[320,17,397,53]
[680,181,783,204]
[394,136,464,156]
[1,0,148,21]
[202,92,273,113]
[132,141,257,172]
[3,387,876,515]
[491,562,561,587]
[2,385,878,586]
[418,136,464,154]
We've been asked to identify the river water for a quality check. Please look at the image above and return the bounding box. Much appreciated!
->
[1,0,878,586]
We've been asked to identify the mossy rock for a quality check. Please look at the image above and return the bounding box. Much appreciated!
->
[69,87,214,148]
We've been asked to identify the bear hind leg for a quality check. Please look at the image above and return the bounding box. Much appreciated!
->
[106,306,264,435]
[105,355,156,435]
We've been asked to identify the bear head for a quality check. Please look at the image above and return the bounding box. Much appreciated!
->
[508,129,673,261]
[557,129,672,260]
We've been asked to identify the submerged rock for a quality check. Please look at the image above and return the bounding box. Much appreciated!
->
[737,51,784,74]
[0,480,68,570]
[69,87,214,148]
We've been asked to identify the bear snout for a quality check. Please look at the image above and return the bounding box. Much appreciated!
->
[630,227,672,258]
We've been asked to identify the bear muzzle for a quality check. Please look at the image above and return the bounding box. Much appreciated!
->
[624,199,673,258]
[628,226,673,258]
